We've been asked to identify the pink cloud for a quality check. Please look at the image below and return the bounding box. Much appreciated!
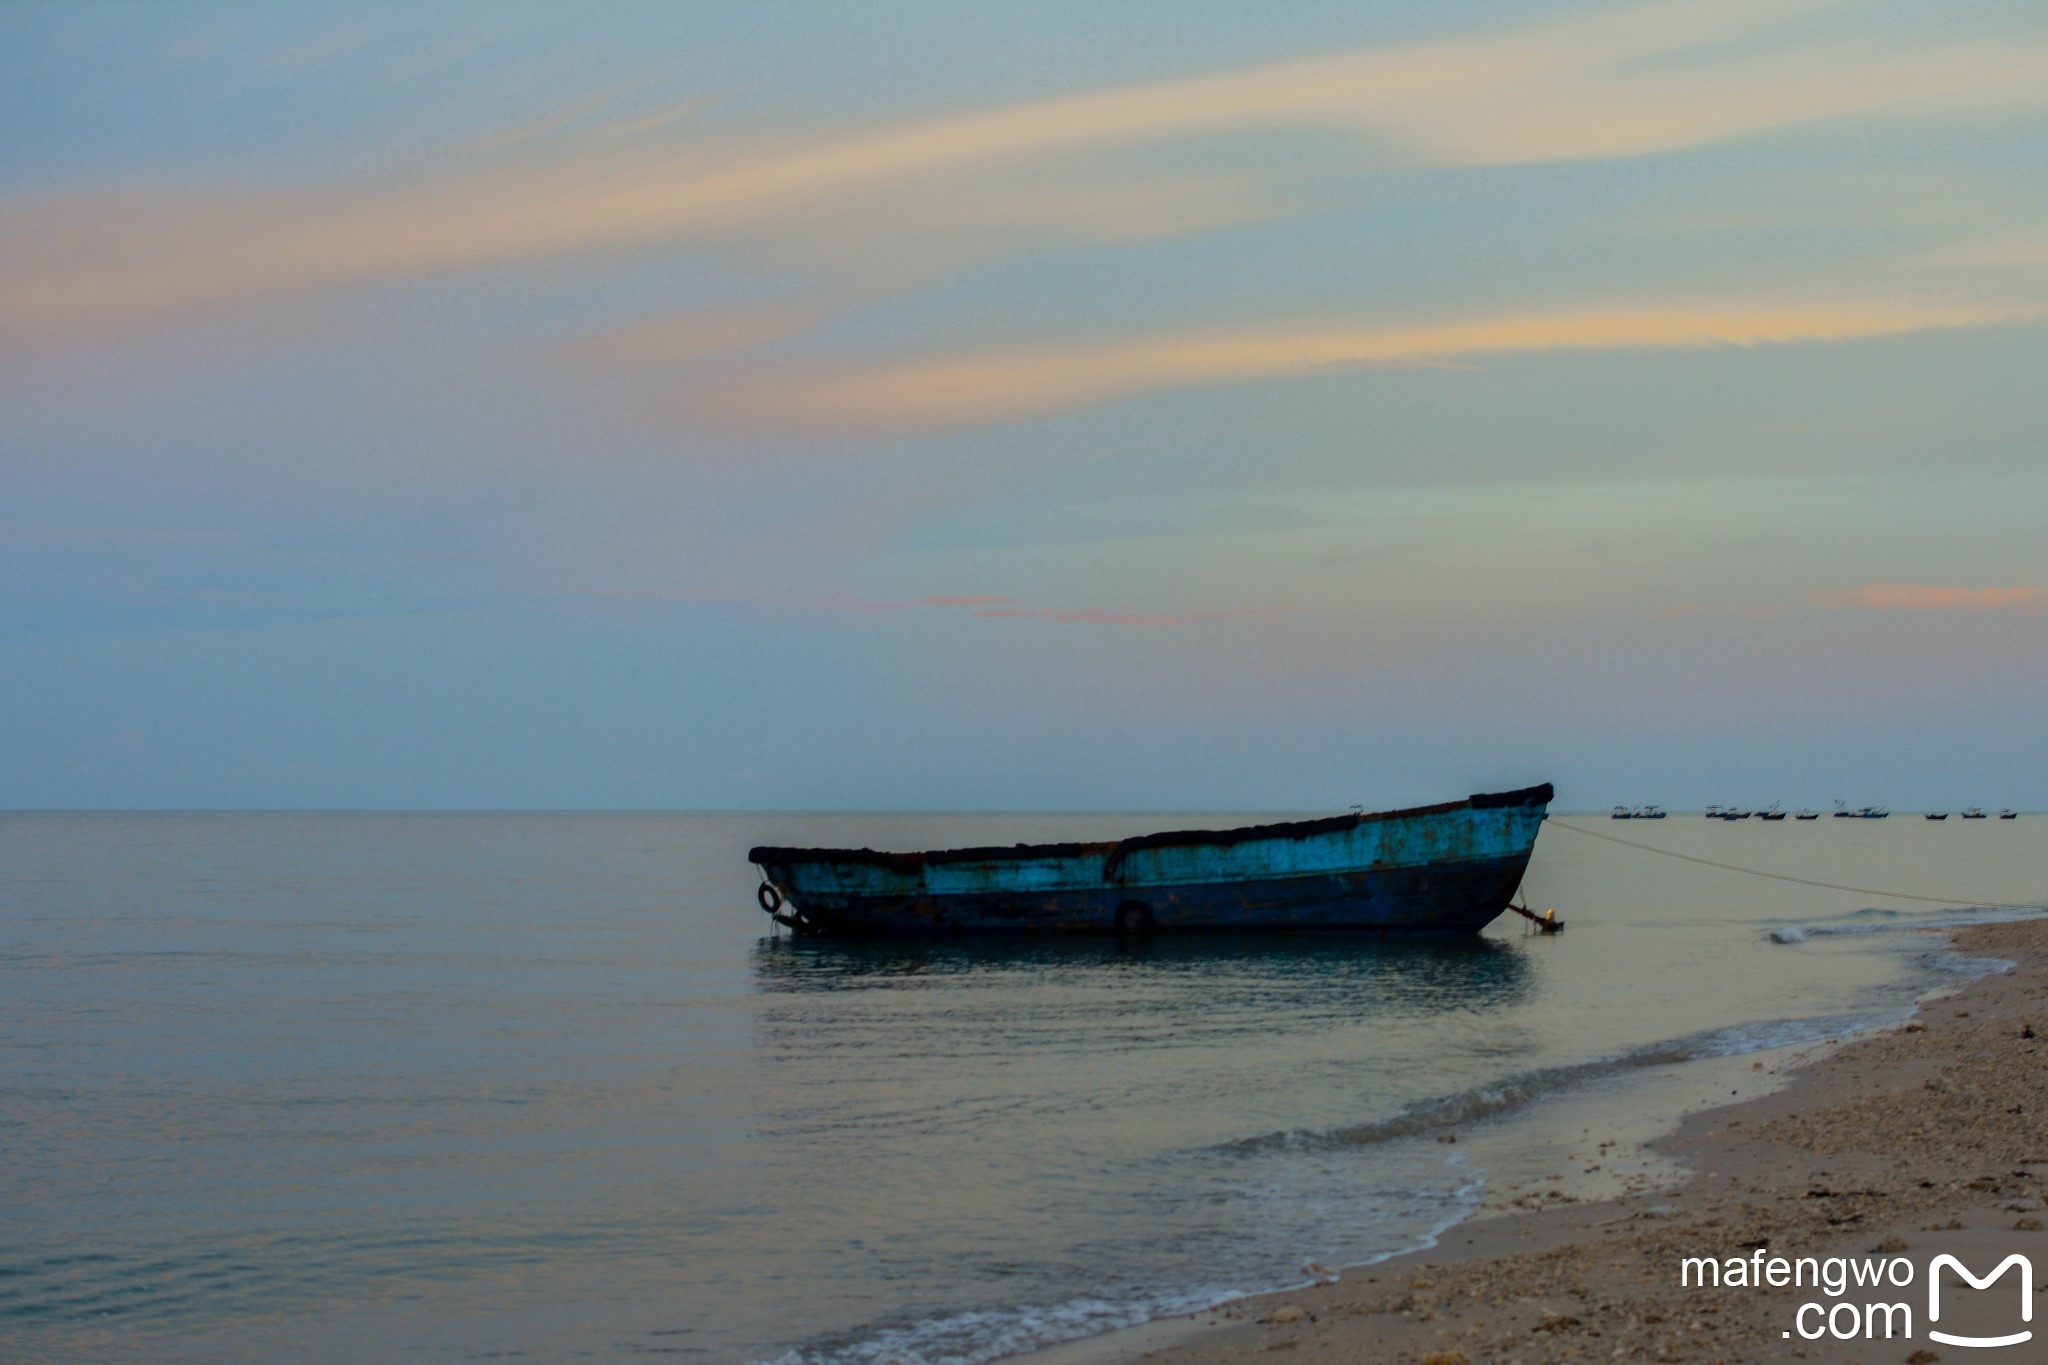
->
[617,586,910,614]
[620,587,1289,625]
[1811,582,2046,612]
[965,605,1290,626]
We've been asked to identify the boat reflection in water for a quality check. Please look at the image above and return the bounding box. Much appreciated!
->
[750,930,1534,1008]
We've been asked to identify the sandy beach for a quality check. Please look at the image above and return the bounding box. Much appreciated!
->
[1040,918,2048,1365]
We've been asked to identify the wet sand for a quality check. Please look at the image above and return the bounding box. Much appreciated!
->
[1037,919,2048,1365]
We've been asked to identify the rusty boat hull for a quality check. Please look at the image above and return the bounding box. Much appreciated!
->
[748,783,1551,937]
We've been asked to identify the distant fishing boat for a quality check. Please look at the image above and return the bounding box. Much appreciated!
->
[1634,804,1666,819]
[1794,810,1820,820]
[1611,805,1634,819]
[749,784,1554,937]
[1961,807,1987,819]
[1926,812,1949,821]
[1860,806,1890,819]
[2000,809,2018,819]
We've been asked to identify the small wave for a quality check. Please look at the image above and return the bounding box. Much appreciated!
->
[765,1179,1485,1365]
[762,1283,1231,1365]
[792,1011,1910,1362]
[1930,952,2016,978]
[1684,1011,1910,1055]
[1769,905,2046,943]
[1213,1010,1901,1160]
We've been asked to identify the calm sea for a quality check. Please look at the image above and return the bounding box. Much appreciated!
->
[2,810,2041,1363]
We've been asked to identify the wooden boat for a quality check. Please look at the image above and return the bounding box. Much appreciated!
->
[749,783,1552,937]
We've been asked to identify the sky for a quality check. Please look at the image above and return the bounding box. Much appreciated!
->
[3,0,2046,811]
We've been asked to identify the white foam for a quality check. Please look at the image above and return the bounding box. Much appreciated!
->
[763,1284,1242,1365]
[1930,952,2016,978]
[1769,906,2047,944]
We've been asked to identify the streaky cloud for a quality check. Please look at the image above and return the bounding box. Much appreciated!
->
[966,606,1291,626]
[556,308,815,367]
[6,0,2048,342]
[730,299,2036,431]
[1811,582,2046,612]
[622,587,1284,626]
[0,523,234,546]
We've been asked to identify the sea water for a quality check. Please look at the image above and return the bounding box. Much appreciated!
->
[1,810,2041,1363]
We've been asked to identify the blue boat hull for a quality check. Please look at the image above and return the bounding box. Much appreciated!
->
[749,784,1550,938]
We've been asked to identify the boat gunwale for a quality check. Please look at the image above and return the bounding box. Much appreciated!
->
[747,783,1552,873]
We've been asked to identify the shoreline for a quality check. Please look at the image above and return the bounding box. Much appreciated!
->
[1030,918,2048,1364]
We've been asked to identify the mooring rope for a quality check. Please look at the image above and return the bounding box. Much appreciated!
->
[1544,817,2042,909]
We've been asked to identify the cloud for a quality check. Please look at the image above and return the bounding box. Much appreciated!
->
[915,596,1289,624]
[628,587,1283,625]
[1928,232,2048,270]
[731,299,2033,430]
[0,523,233,547]
[556,308,815,367]
[622,586,913,616]
[1811,582,2047,611]
[6,0,2048,342]
[807,595,911,615]
[966,606,1290,626]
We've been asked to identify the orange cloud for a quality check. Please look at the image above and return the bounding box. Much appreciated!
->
[1811,583,2047,612]
[733,299,2033,430]
[7,0,2048,341]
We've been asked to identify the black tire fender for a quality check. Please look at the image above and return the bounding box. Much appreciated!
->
[757,882,783,914]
